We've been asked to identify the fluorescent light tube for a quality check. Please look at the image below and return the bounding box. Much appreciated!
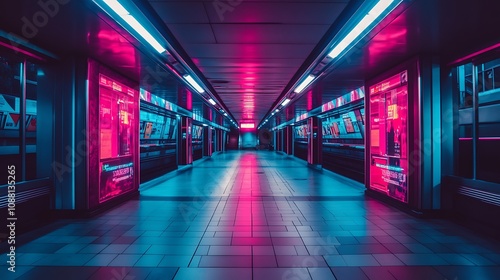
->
[293,75,316,94]
[281,98,291,106]
[208,98,216,105]
[101,0,166,54]
[327,0,395,59]
[103,0,128,15]
[370,0,394,18]
[183,75,205,93]
[241,123,255,129]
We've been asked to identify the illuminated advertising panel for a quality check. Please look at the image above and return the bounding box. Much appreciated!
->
[192,125,203,140]
[369,71,408,203]
[99,74,137,203]
[241,122,255,129]
[294,123,309,139]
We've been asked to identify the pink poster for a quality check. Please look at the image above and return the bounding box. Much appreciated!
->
[369,71,409,203]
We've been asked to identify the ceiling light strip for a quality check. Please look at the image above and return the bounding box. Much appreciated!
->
[327,0,397,59]
[100,0,166,53]
[183,74,205,93]
[293,75,316,94]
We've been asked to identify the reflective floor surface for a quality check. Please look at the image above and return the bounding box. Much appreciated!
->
[2,151,500,279]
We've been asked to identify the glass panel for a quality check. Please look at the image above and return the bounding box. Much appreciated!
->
[457,124,473,179]
[99,78,134,159]
[494,66,500,89]
[477,57,500,183]
[477,125,500,183]
[0,54,22,185]
[478,58,500,104]
[456,63,474,108]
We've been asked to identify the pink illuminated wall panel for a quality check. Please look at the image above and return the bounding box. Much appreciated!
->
[369,71,409,203]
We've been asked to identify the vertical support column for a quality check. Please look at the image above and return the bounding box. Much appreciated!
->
[203,126,212,156]
[179,116,192,165]
[214,129,218,151]
[215,129,222,152]
[53,58,88,210]
[284,126,293,155]
[221,130,228,152]
[203,104,212,157]
[307,117,322,165]
[280,129,285,152]
[276,130,281,151]
[418,57,442,210]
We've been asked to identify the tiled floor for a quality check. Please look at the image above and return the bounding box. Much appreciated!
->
[2,151,500,279]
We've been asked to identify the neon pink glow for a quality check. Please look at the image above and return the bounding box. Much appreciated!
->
[241,123,255,129]
[449,42,500,66]
[0,41,45,61]
[369,70,409,204]
[459,137,500,140]
[98,74,137,203]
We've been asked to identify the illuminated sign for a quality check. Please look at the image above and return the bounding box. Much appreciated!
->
[98,74,137,203]
[241,123,255,129]
[369,70,409,203]
[321,87,365,113]
[100,75,134,96]
[370,71,407,95]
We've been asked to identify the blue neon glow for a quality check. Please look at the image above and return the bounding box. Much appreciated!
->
[293,75,316,94]
[100,0,166,53]
[183,74,205,93]
[327,0,397,59]
[281,98,291,106]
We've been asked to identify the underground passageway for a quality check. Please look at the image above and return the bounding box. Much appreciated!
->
[2,151,500,279]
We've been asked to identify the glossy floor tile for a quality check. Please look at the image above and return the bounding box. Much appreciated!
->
[1,151,499,279]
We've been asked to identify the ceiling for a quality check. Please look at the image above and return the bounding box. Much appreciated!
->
[270,0,500,126]
[3,0,498,130]
[147,0,352,126]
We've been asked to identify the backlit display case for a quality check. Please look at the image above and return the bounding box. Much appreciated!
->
[368,70,409,203]
[293,122,309,161]
[98,74,138,203]
[192,124,203,161]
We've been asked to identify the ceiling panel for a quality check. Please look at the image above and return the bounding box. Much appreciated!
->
[203,2,347,24]
[147,0,351,123]
[212,24,331,44]
[200,67,297,75]
[182,44,317,58]
[167,24,217,43]
[149,2,209,23]
[194,58,306,67]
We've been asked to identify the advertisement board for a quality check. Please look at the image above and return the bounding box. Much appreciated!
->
[99,74,137,203]
[369,70,409,203]
[99,156,135,203]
